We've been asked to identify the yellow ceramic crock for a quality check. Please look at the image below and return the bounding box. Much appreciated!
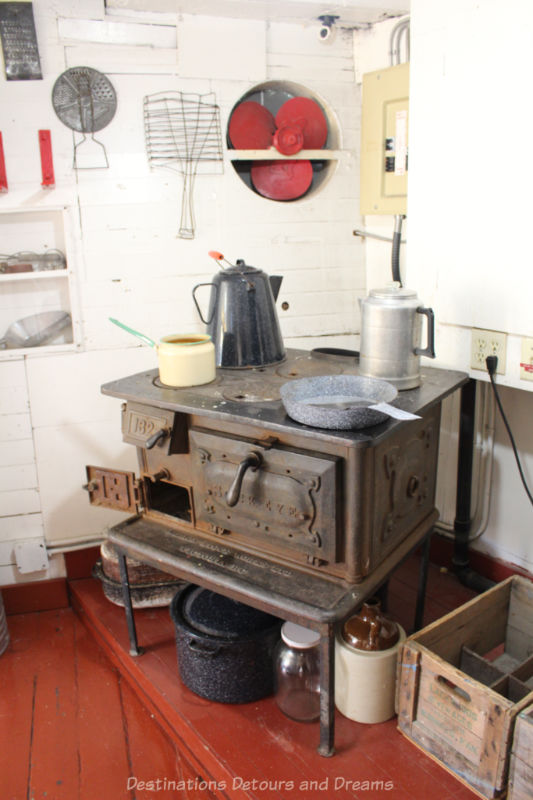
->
[157,334,215,387]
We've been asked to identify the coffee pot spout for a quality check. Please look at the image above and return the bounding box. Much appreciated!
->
[269,275,283,301]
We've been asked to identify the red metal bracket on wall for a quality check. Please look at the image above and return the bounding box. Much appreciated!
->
[0,132,7,191]
[39,129,55,188]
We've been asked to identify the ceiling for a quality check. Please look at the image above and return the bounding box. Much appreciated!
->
[106,0,409,26]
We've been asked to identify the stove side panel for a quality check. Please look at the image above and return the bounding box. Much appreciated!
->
[370,404,442,573]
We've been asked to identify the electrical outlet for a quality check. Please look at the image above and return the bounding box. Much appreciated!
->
[470,328,507,373]
[520,337,533,382]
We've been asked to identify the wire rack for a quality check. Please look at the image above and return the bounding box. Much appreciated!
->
[144,91,224,239]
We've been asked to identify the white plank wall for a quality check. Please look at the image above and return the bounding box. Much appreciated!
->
[2,0,530,585]
[0,361,51,583]
[0,0,365,583]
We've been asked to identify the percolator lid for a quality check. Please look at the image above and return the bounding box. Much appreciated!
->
[369,284,417,300]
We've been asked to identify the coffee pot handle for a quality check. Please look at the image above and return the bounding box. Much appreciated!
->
[192,282,217,325]
[415,307,436,359]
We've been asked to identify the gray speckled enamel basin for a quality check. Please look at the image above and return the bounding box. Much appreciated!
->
[280,374,398,430]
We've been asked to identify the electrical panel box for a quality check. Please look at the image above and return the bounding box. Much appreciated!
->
[360,63,409,215]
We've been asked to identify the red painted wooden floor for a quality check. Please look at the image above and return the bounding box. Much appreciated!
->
[0,556,481,800]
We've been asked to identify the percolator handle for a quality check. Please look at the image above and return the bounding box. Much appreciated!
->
[414,307,436,359]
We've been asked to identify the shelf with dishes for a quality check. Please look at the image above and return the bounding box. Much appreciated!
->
[0,278,75,357]
[227,150,342,161]
[0,206,80,359]
[0,268,69,282]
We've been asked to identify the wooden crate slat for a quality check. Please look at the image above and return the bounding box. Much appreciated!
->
[512,654,533,684]
[396,643,420,732]
[478,689,515,791]
[461,646,506,686]
[416,652,512,769]
[507,580,533,661]
[508,703,533,800]
[408,721,505,800]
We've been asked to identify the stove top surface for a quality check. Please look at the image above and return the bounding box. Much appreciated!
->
[153,350,349,403]
[102,348,468,445]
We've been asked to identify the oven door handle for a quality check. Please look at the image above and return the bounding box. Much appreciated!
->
[225,451,263,507]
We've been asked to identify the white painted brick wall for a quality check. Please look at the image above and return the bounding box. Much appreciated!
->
[0,0,365,582]
[3,3,527,581]
[0,360,54,582]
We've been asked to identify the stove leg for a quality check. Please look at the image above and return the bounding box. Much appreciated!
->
[317,625,335,757]
[376,581,389,612]
[413,531,432,632]
[117,550,143,656]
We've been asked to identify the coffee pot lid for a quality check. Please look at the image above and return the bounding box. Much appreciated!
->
[226,258,259,275]
[369,283,417,301]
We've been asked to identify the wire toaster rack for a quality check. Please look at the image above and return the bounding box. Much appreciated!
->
[143,91,224,239]
[52,67,116,170]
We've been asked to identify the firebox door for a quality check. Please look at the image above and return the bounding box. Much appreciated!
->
[84,466,141,513]
[84,465,192,523]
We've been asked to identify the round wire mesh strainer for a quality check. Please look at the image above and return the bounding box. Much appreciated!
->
[52,67,116,133]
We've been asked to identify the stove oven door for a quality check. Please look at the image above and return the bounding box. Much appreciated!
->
[189,429,340,568]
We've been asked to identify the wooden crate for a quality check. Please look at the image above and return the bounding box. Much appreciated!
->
[396,575,533,799]
[508,703,533,800]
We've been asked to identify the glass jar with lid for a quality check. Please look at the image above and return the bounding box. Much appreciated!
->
[274,622,321,722]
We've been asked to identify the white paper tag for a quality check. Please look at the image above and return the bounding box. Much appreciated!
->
[394,109,408,176]
[371,402,421,421]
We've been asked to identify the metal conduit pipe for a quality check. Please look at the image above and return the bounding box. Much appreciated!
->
[47,536,104,554]
[466,381,496,542]
[435,381,495,543]
[399,23,410,62]
[389,18,410,65]
[391,214,404,285]
[389,21,407,64]
[452,379,495,593]
[395,24,409,64]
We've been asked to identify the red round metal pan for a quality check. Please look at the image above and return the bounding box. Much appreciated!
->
[275,97,328,149]
[228,101,276,149]
[250,160,313,200]
[272,124,304,155]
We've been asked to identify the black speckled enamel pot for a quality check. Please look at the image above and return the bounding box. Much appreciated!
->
[170,585,282,704]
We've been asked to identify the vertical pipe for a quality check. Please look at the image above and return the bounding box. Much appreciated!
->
[452,380,495,592]
[453,379,476,569]
[391,215,404,285]
[414,532,432,631]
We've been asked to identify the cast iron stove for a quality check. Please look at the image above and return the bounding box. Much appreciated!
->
[85,348,467,755]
